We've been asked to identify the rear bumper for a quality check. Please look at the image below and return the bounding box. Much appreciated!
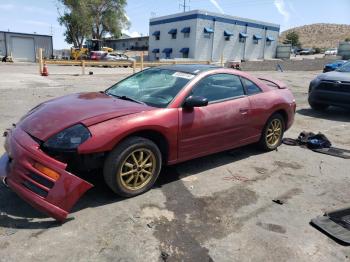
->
[0,127,93,221]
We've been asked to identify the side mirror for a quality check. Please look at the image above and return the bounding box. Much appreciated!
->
[183,96,208,108]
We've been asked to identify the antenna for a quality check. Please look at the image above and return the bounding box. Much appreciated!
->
[50,24,53,36]
[179,0,190,12]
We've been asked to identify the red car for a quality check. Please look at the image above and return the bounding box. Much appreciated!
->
[0,65,296,221]
[90,51,107,60]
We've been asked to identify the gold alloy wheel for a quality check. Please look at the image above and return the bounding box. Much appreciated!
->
[119,148,156,191]
[265,119,282,147]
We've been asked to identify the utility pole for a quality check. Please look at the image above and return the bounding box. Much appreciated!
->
[179,0,190,12]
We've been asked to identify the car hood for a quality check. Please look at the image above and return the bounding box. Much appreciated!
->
[19,92,153,141]
[318,71,350,82]
[325,63,338,67]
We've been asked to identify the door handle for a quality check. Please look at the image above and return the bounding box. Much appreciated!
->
[239,108,249,114]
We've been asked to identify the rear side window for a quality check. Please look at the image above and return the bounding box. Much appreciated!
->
[191,74,245,103]
[241,78,262,95]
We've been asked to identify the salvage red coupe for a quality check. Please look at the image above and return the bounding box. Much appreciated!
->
[0,65,295,221]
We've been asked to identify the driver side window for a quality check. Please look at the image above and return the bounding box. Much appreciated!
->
[191,74,245,103]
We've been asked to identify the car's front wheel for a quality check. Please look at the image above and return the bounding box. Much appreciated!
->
[259,114,285,151]
[103,136,162,197]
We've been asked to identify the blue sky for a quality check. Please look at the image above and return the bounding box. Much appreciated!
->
[0,0,349,49]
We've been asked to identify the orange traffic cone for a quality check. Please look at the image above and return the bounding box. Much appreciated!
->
[42,64,49,76]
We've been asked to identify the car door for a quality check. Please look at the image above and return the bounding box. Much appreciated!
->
[178,73,252,161]
[240,77,271,138]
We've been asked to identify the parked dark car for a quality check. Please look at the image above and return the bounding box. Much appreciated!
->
[309,61,350,110]
[293,48,303,55]
[323,60,348,73]
[299,48,315,55]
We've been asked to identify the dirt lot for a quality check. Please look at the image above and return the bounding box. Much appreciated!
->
[0,63,350,262]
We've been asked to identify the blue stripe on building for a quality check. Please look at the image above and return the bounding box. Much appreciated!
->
[150,13,280,32]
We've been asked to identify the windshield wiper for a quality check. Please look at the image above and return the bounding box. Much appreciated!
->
[107,93,146,105]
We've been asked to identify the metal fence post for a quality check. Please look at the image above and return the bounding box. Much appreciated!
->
[140,51,144,71]
[38,48,43,75]
[133,60,136,74]
[82,60,86,75]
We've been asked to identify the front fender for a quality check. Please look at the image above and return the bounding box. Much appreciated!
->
[78,108,179,163]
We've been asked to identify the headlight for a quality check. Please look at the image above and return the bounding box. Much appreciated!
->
[43,124,91,151]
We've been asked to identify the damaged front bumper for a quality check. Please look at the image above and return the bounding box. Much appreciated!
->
[0,127,93,221]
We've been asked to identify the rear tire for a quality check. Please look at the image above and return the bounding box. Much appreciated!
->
[259,113,285,151]
[103,136,162,197]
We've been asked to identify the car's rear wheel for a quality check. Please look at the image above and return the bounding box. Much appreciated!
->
[259,114,285,151]
[309,100,329,111]
[103,136,162,197]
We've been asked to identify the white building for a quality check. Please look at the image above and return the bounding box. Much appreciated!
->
[104,36,149,51]
[149,10,280,61]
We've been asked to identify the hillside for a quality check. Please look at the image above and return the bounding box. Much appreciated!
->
[279,23,350,48]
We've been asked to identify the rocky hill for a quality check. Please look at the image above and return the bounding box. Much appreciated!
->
[279,23,350,48]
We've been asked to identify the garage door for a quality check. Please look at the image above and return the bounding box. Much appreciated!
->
[11,36,35,62]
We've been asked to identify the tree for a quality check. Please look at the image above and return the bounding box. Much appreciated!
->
[58,0,129,47]
[88,0,129,39]
[58,1,92,47]
[283,31,301,47]
[345,37,350,42]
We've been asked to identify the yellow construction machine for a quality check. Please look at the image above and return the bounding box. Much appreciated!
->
[70,39,113,60]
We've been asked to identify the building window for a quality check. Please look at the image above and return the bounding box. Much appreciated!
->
[204,27,214,39]
[181,27,191,38]
[153,31,160,40]
[239,32,248,43]
[253,35,262,45]
[168,29,177,40]
[162,48,172,59]
[224,30,233,41]
[180,48,189,58]
[266,36,274,46]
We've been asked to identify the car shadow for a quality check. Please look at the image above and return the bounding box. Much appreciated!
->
[0,144,263,229]
[297,107,350,123]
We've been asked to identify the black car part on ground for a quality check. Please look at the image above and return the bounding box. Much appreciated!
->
[311,208,350,245]
[282,131,350,159]
[282,131,331,149]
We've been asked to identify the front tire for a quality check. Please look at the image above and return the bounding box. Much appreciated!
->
[259,114,285,151]
[103,136,162,197]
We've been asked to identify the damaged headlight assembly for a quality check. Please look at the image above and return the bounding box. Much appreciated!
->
[43,124,91,151]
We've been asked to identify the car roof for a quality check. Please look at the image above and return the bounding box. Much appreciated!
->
[157,64,221,75]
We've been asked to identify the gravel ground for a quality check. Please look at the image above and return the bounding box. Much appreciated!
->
[0,63,350,262]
